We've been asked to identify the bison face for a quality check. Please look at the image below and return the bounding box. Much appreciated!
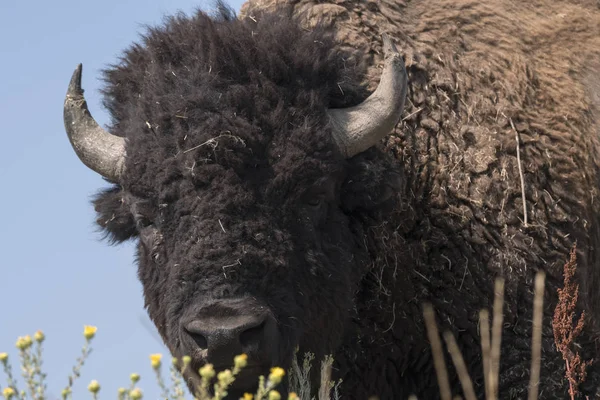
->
[93,143,403,396]
[103,157,367,394]
[63,6,406,397]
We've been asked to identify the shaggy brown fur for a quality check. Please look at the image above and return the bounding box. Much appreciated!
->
[242,0,600,398]
[84,0,600,398]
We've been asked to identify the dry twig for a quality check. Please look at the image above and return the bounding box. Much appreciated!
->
[510,118,528,226]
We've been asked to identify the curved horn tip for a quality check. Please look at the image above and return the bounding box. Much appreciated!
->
[328,33,408,159]
[67,64,84,96]
[382,33,399,56]
[63,62,126,182]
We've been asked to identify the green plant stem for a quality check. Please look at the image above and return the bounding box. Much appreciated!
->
[33,342,47,400]
[63,339,93,399]
[153,367,169,399]
[2,360,24,400]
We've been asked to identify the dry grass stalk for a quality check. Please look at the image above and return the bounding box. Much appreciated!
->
[509,118,528,227]
[552,245,593,399]
[479,309,492,399]
[318,356,334,400]
[528,271,546,400]
[422,276,556,400]
[442,331,477,400]
[423,303,452,400]
[489,278,505,399]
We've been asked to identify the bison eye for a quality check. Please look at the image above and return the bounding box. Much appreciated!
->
[131,201,158,230]
[135,216,153,230]
[306,195,324,207]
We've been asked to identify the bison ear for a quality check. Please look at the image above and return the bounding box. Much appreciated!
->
[341,148,404,213]
[93,187,138,243]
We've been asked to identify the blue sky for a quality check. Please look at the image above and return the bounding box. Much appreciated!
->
[0,0,243,398]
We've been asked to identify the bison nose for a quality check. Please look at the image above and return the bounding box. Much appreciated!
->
[183,313,271,365]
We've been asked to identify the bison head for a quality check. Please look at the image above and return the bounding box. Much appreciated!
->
[63,5,407,397]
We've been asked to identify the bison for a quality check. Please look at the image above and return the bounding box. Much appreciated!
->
[63,0,600,398]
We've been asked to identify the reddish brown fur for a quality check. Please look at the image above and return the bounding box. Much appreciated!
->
[239,0,600,397]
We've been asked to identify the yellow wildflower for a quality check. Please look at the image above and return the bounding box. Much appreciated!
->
[199,363,215,379]
[117,388,126,395]
[243,393,254,400]
[3,387,15,399]
[217,369,234,386]
[182,355,191,366]
[15,335,32,350]
[287,393,299,400]
[149,353,162,369]
[268,390,281,400]
[234,353,248,369]
[61,388,72,398]
[130,388,143,399]
[83,326,97,340]
[34,330,45,343]
[0,353,8,363]
[87,380,101,394]
[130,373,140,383]
[268,367,285,385]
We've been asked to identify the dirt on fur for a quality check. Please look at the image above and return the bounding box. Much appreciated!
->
[238,0,600,397]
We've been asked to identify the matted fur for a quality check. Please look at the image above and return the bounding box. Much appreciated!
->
[85,0,600,398]
[242,0,600,398]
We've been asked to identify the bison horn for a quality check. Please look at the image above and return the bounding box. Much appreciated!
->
[328,34,408,158]
[63,64,126,182]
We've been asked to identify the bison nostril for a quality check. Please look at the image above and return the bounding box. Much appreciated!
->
[187,330,208,349]
[182,302,276,367]
[239,321,266,349]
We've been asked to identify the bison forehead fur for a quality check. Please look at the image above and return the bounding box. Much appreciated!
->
[73,0,600,398]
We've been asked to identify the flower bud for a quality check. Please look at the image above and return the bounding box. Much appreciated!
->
[61,388,71,399]
[268,367,285,385]
[217,369,234,386]
[234,353,248,370]
[3,387,15,399]
[199,363,215,379]
[15,335,32,350]
[130,388,143,399]
[87,380,100,394]
[83,326,97,340]
[268,390,281,400]
[149,353,162,369]
[182,355,191,367]
[34,330,45,343]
